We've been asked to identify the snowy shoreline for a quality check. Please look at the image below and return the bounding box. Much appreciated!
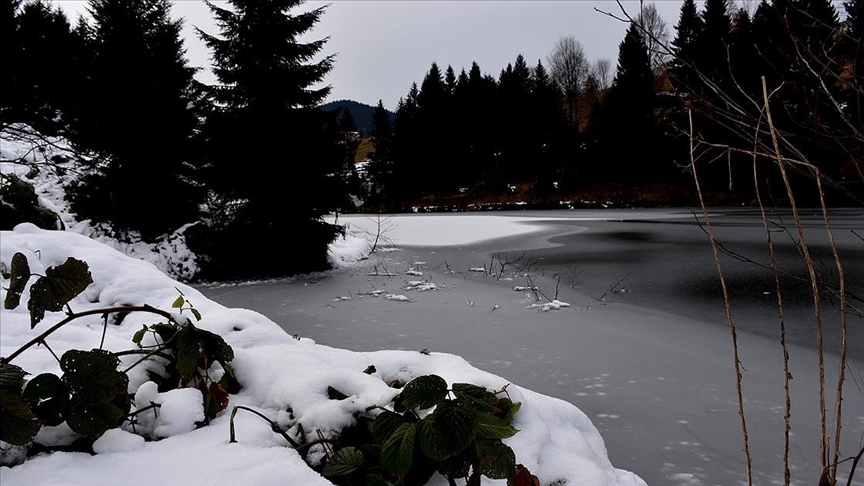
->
[1,132,647,485]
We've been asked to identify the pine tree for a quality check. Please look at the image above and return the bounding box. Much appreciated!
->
[67,0,199,239]
[794,0,840,51]
[670,0,703,91]
[531,59,571,190]
[698,0,732,84]
[753,0,791,87]
[498,54,535,180]
[390,83,421,201]
[367,100,394,201]
[730,8,760,97]
[456,68,469,93]
[444,65,457,96]
[604,23,657,183]
[195,0,343,278]
[3,1,85,133]
[418,63,447,114]
[337,108,360,168]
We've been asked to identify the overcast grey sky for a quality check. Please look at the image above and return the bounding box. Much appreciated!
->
[57,1,689,109]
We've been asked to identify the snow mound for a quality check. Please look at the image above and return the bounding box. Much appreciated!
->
[526,300,572,312]
[327,235,373,267]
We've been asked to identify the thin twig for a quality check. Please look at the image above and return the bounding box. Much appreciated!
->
[752,115,792,486]
[0,305,176,365]
[689,109,753,485]
[229,405,300,448]
[762,77,829,474]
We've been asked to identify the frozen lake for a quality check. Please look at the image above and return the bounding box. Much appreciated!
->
[198,209,864,486]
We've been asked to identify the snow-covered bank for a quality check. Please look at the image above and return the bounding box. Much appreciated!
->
[1,125,375,282]
[0,226,646,485]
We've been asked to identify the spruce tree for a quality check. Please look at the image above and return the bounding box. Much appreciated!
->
[794,0,840,51]
[670,0,703,92]
[470,64,501,186]
[531,60,571,189]
[604,23,657,183]
[195,0,343,278]
[390,83,421,201]
[730,8,760,97]
[3,1,85,133]
[337,108,360,169]
[698,0,732,85]
[367,100,394,202]
[416,63,451,192]
[445,65,457,96]
[498,55,535,180]
[753,0,791,87]
[67,0,199,239]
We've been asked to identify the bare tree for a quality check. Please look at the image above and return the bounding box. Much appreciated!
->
[635,2,670,76]
[589,58,613,91]
[547,35,589,127]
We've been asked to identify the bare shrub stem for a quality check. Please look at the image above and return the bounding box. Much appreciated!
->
[688,109,753,485]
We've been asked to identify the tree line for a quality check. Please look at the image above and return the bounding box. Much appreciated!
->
[362,0,862,209]
[2,0,861,278]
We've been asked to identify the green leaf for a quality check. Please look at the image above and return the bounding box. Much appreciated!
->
[474,412,518,440]
[131,325,148,345]
[327,386,349,400]
[372,410,407,444]
[0,363,28,391]
[476,440,516,480]
[417,402,477,461]
[22,373,68,427]
[171,325,236,383]
[200,329,234,366]
[322,447,364,477]
[435,449,471,478]
[503,401,522,424]
[190,308,202,321]
[452,383,499,413]
[174,326,202,377]
[0,388,41,445]
[171,296,184,308]
[150,323,178,344]
[43,257,92,302]
[60,349,128,406]
[219,363,242,394]
[66,398,127,436]
[27,257,92,328]
[397,374,447,411]
[380,422,416,475]
[3,252,31,310]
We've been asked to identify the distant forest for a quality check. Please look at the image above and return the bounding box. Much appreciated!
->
[358,0,863,210]
[322,100,394,138]
[2,0,862,278]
